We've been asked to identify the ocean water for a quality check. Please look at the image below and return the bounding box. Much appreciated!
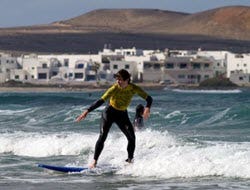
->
[0,88,250,190]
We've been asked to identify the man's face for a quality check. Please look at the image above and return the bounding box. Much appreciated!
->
[116,76,128,88]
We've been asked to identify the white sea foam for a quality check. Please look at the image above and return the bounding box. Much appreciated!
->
[1,129,250,179]
[0,108,34,116]
[100,130,250,179]
[164,111,182,119]
[164,111,189,125]
[172,89,242,94]
[0,132,96,157]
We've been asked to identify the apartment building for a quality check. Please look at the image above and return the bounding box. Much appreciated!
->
[227,52,250,85]
[0,53,19,83]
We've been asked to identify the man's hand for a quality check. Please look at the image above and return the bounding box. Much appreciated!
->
[76,110,89,122]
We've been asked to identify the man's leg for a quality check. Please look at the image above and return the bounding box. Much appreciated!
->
[90,109,113,168]
[116,112,136,161]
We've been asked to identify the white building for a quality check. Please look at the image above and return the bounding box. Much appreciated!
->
[226,52,250,85]
[197,50,227,76]
[10,53,103,83]
[0,53,19,83]
[16,54,50,82]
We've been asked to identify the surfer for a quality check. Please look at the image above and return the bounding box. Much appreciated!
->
[133,104,145,131]
[76,69,153,168]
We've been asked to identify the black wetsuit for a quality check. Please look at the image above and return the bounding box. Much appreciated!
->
[94,105,135,161]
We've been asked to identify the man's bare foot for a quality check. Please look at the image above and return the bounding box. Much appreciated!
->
[89,160,97,169]
[125,158,134,163]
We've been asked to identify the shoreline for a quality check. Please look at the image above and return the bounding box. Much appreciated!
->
[0,82,248,93]
[0,83,166,93]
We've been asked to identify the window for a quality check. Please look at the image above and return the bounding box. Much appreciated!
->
[180,63,187,69]
[25,75,28,80]
[15,75,19,79]
[38,73,47,79]
[204,75,209,79]
[75,73,83,79]
[144,62,152,69]
[113,65,118,69]
[204,63,210,68]
[193,63,201,69]
[239,76,244,81]
[77,64,84,69]
[42,63,47,68]
[52,72,57,76]
[165,63,174,69]
[153,63,161,70]
[125,64,130,69]
[244,64,247,67]
[64,59,69,67]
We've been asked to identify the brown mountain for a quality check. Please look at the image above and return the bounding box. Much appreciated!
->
[52,6,250,40]
[55,9,188,33]
[0,6,249,54]
[171,6,250,40]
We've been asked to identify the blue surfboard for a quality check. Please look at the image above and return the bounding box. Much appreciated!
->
[38,163,89,173]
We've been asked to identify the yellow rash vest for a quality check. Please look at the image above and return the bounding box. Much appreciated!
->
[101,83,148,111]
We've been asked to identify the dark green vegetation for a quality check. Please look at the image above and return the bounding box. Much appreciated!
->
[0,33,250,54]
[199,77,238,88]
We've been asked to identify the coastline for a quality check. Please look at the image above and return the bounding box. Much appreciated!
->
[0,81,246,93]
[0,82,166,93]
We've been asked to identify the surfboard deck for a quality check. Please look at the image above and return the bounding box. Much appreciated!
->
[38,163,89,173]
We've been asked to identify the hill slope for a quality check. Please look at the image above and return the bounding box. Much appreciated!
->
[53,6,250,40]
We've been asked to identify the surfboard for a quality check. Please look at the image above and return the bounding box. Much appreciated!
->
[38,163,89,173]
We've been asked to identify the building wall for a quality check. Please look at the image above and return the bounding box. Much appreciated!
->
[10,69,29,81]
[230,71,250,85]
[143,61,163,82]
[0,54,19,83]
[227,52,250,78]
[110,60,138,81]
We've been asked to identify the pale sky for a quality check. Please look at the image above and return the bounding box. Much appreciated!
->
[0,0,249,27]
